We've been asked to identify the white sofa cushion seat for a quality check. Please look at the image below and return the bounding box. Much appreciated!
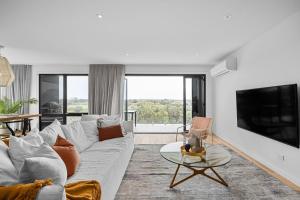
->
[67,132,134,200]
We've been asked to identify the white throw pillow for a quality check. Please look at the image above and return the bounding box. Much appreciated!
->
[22,128,44,146]
[97,118,120,128]
[8,136,58,172]
[0,140,18,185]
[106,114,121,120]
[19,156,67,186]
[97,115,121,128]
[81,114,108,121]
[39,119,65,146]
[80,120,98,143]
[61,121,93,152]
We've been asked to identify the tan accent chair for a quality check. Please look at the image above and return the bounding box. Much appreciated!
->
[176,117,213,144]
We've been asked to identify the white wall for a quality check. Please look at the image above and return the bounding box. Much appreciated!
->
[213,11,300,186]
[30,64,213,127]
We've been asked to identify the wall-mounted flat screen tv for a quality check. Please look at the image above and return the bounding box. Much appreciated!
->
[236,84,299,148]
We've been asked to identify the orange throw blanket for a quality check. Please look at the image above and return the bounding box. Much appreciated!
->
[0,179,101,200]
[65,180,101,200]
[0,179,52,200]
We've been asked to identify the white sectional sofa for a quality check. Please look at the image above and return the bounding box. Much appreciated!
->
[36,119,134,200]
[0,117,134,200]
[36,132,134,200]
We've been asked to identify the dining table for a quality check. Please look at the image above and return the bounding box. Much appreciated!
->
[0,113,41,136]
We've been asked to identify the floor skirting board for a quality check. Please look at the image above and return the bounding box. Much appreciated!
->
[213,134,300,192]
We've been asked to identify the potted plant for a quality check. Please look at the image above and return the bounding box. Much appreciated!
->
[0,97,38,134]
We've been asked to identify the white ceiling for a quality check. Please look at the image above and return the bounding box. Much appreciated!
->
[0,0,300,65]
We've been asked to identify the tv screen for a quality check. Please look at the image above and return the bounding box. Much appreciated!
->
[236,84,299,148]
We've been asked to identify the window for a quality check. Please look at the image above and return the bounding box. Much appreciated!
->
[67,76,88,113]
[39,74,88,129]
[126,76,184,125]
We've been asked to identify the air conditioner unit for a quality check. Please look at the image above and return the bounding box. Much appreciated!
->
[210,56,237,77]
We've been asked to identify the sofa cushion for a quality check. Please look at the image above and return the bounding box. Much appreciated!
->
[61,121,93,153]
[53,136,80,177]
[80,120,98,143]
[40,119,65,145]
[99,125,124,141]
[97,117,120,128]
[1,129,44,147]
[8,135,65,174]
[8,134,46,171]
[0,140,18,186]
[22,128,44,146]
[19,156,67,185]
[97,115,127,137]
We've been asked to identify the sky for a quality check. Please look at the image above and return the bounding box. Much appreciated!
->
[67,76,88,99]
[127,76,191,100]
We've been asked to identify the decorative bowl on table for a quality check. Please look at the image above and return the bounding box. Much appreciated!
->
[180,145,206,162]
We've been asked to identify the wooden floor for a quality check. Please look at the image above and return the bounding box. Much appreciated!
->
[134,133,183,144]
[134,133,216,144]
[134,133,300,192]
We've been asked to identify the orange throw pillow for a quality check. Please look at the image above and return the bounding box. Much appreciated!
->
[98,125,124,141]
[53,136,80,177]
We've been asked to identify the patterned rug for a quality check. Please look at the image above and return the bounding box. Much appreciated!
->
[115,144,300,200]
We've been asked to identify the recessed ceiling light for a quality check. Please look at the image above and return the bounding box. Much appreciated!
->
[224,14,232,20]
[125,53,129,56]
[96,14,103,19]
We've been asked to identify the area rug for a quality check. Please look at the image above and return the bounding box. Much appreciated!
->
[115,144,300,200]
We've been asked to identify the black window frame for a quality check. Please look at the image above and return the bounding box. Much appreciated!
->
[39,74,88,129]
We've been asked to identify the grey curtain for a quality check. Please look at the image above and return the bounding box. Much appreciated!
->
[0,65,32,129]
[88,64,125,116]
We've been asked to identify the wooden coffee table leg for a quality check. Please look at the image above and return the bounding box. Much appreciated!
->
[169,165,228,188]
[169,164,198,188]
[209,167,228,187]
[170,164,180,188]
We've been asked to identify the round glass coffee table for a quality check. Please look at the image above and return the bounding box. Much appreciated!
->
[160,142,231,188]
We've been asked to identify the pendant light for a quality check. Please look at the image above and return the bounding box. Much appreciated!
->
[0,46,15,87]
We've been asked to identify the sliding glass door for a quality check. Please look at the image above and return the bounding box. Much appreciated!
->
[39,74,88,129]
[124,74,206,132]
[39,75,64,129]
